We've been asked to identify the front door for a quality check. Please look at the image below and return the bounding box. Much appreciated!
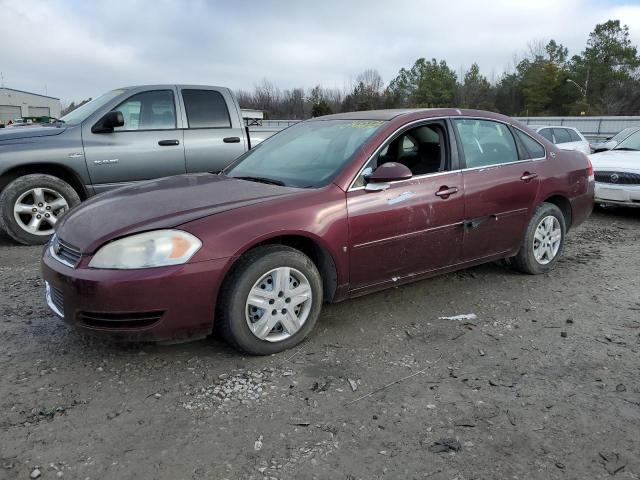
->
[347,121,465,292]
[451,118,540,261]
[82,88,186,192]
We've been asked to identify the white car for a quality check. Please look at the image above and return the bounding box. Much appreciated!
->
[589,129,640,207]
[590,126,640,153]
[529,125,591,155]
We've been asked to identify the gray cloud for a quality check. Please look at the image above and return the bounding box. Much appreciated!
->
[1,0,638,103]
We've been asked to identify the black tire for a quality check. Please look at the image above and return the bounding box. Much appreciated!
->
[217,245,323,355]
[513,202,566,275]
[0,174,81,245]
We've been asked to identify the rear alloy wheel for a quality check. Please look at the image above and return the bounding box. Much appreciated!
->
[513,202,566,275]
[218,245,323,355]
[0,174,81,245]
[532,215,562,265]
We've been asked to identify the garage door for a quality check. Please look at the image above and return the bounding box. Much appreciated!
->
[28,106,50,117]
[0,105,22,123]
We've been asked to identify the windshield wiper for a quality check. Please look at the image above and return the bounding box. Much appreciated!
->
[614,147,639,151]
[233,176,286,186]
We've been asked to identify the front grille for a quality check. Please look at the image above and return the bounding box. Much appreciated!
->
[77,310,164,329]
[51,237,82,267]
[594,171,640,185]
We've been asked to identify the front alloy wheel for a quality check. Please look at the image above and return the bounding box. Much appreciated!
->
[246,267,313,342]
[218,245,323,355]
[13,187,69,236]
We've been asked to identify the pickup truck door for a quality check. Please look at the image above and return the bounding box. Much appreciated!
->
[82,88,186,192]
[178,87,247,173]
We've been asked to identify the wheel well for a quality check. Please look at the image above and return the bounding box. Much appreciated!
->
[0,164,89,200]
[544,195,572,230]
[229,235,339,302]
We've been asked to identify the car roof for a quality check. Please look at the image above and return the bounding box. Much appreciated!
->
[529,125,575,130]
[314,109,435,121]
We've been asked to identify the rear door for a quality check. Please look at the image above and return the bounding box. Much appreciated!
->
[82,88,186,191]
[179,87,247,173]
[452,118,541,262]
[347,120,465,292]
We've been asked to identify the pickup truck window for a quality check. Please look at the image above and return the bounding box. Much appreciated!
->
[113,90,176,131]
[226,119,386,188]
[182,89,231,128]
[60,89,127,125]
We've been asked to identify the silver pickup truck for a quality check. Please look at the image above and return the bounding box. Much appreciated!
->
[0,84,283,245]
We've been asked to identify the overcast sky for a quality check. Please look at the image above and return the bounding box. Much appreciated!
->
[2,0,639,104]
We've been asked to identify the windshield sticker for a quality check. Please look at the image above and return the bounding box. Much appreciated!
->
[349,120,385,129]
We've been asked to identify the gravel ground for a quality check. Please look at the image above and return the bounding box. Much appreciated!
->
[1,208,639,480]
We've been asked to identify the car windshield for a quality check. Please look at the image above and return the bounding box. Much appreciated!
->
[60,89,127,125]
[614,130,640,151]
[225,119,386,187]
[610,127,637,144]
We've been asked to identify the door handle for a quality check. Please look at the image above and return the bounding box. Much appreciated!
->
[520,172,538,182]
[223,136,241,143]
[158,140,179,146]
[435,186,459,198]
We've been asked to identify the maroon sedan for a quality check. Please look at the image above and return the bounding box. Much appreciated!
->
[41,109,594,354]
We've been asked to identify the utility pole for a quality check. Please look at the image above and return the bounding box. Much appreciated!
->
[1,72,4,88]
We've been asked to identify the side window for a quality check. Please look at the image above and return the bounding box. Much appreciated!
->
[182,89,231,128]
[538,128,554,142]
[514,129,546,159]
[352,123,448,188]
[567,129,582,142]
[113,90,176,131]
[453,119,519,168]
[553,128,572,144]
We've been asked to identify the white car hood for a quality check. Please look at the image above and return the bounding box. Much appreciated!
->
[589,150,640,173]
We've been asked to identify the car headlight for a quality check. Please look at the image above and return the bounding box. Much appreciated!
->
[89,230,202,269]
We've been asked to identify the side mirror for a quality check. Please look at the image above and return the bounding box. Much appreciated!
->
[91,111,124,133]
[367,162,412,183]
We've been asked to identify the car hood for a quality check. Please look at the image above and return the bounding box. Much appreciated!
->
[589,150,640,172]
[56,173,302,253]
[0,125,66,141]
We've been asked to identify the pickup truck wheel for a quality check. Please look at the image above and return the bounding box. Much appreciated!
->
[0,174,80,245]
[217,245,323,355]
[513,202,566,275]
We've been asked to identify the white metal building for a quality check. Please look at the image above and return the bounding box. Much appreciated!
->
[0,87,62,123]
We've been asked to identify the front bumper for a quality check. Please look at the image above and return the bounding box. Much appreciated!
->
[595,182,640,207]
[41,247,232,342]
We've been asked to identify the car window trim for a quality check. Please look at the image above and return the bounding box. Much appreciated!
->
[347,117,457,191]
[452,117,547,169]
[180,88,233,129]
[110,89,178,132]
[348,116,549,192]
[510,125,547,161]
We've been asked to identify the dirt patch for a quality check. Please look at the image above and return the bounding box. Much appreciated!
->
[1,207,640,479]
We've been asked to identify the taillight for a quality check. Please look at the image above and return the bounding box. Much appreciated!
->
[586,157,594,181]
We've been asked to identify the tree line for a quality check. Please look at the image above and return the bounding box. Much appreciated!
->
[237,20,640,119]
[63,20,638,119]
